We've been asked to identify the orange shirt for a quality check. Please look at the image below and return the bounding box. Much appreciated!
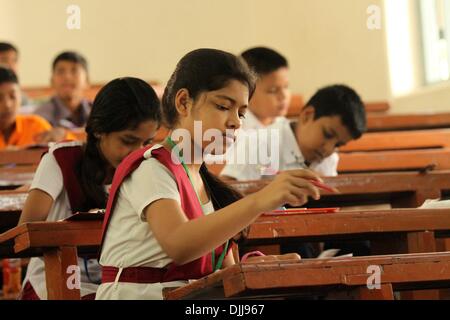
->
[0,114,52,150]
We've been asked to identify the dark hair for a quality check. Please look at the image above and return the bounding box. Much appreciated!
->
[80,77,162,209]
[52,51,88,73]
[162,48,249,210]
[241,47,288,76]
[162,48,256,129]
[306,84,367,139]
[0,42,18,55]
[0,66,18,85]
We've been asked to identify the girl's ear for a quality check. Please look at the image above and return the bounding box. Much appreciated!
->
[174,88,192,118]
[299,105,315,125]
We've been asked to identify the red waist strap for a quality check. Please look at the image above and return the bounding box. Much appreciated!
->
[102,266,167,284]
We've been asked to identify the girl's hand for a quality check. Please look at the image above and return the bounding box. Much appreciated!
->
[250,169,322,213]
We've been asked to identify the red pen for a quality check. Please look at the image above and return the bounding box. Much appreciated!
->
[309,179,338,193]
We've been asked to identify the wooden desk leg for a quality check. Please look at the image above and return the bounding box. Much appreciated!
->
[402,231,440,300]
[373,232,440,300]
[43,246,81,300]
[436,238,450,300]
[353,284,394,300]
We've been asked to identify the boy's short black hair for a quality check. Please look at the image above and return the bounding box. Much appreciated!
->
[52,51,88,73]
[241,47,288,76]
[0,66,19,85]
[0,42,18,54]
[306,84,367,139]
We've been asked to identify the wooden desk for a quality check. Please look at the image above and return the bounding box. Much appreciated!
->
[242,209,450,250]
[0,148,47,166]
[0,191,27,233]
[341,129,450,152]
[229,171,450,208]
[338,148,450,173]
[164,253,450,300]
[0,219,102,300]
[366,112,450,132]
[0,166,36,190]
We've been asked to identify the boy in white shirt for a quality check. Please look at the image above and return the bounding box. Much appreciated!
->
[222,84,367,180]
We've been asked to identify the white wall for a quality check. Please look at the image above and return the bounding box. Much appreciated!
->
[0,0,391,104]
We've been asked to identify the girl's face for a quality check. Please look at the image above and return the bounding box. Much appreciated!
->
[98,120,159,168]
[178,80,249,156]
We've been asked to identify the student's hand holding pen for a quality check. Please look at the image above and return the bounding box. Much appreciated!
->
[250,169,324,211]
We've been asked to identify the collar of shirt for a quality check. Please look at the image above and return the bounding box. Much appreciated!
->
[2,116,23,146]
[52,96,91,128]
[277,120,307,168]
[242,110,287,131]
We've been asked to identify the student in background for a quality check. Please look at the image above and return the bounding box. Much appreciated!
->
[96,48,323,300]
[18,77,162,300]
[0,66,52,150]
[0,42,30,106]
[34,51,91,129]
[238,46,290,129]
[222,84,367,180]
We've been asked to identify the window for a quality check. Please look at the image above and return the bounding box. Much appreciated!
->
[420,0,450,83]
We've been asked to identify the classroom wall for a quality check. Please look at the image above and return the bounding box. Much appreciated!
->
[0,0,391,104]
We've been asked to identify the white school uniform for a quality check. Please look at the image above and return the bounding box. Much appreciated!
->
[22,141,102,299]
[96,145,215,300]
[221,114,339,180]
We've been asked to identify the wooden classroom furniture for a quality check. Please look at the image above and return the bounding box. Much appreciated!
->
[340,129,450,153]
[164,252,450,300]
[229,170,450,208]
[337,148,450,173]
[241,208,450,299]
[0,191,27,233]
[0,218,103,300]
[0,148,47,166]
[366,112,450,132]
[0,166,36,190]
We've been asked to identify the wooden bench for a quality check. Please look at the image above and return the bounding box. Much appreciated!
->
[0,191,27,233]
[337,148,450,173]
[0,218,103,300]
[0,148,47,166]
[164,252,450,300]
[366,112,450,132]
[0,166,36,190]
[340,129,450,153]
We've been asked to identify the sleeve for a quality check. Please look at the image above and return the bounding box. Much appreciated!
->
[31,115,52,132]
[311,152,339,177]
[29,152,65,200]
[121,158,182,221]
[33,102,54,125]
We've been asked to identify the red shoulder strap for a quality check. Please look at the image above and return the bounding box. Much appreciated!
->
[99,145,152,251]
[53,145,85,213]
